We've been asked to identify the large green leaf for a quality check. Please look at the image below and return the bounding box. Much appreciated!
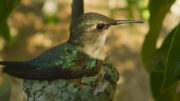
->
[146,27,176,72]
[0,0,20,43]
[141,0,176,68]
[161,23,180,91]
[0,0,20,22]
[0,20,11,42]
[148,24,178,101]
[150,72,177,101]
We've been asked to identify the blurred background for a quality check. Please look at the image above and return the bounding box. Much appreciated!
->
[0,0,180,101]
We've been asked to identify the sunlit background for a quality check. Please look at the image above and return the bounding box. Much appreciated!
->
[0,0,180,101]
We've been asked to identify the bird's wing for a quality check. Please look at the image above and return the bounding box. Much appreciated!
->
[26,43,78,69]
[2,43,102,80]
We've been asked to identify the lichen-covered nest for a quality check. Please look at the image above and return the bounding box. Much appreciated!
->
[22,61,119,101]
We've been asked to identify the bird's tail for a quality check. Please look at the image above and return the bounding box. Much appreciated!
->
[0,61,6,76]
[0,61,32,74]
[0,61,6,74]
[0,61,36,79]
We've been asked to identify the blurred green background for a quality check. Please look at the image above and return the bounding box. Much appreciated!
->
[0,0,180,101]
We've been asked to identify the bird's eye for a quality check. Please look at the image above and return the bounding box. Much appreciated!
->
[96,23,105,30]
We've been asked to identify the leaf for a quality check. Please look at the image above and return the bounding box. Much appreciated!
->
[146,26,176,72]
[0,0,20,22]
[0,0,20,43]
[142,0,176,67]
[161,23,180,91]
[150,72,177,101]
[147,24,178,101]
[161,27,176,47]
[0,20,11,43]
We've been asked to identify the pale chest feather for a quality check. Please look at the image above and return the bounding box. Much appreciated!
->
[82,32,107,60]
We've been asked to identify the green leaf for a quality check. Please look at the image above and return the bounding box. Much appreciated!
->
[142,0,176,68]
[0,20,11,43]
[146,25,178,101]
[161,22,180,91]
[146,26,176,72]
[150,72,177,101]
[0,0,20,22]
[161,27,176,48]
[0,0,20,43]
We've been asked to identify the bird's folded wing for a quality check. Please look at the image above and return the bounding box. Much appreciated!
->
[1,43,102,80]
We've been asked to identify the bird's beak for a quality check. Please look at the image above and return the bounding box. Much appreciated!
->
[111,20,143,25]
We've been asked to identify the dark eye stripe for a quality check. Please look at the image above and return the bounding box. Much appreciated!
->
[96,23,105,30]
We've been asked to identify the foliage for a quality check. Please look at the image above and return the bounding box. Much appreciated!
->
[0,0,20,44]
[0,0,20,100]
[162,23,180,91]
[0,21,11,43]
[142,0,176,66]
[141,0,180,101]
[109,0,149,20]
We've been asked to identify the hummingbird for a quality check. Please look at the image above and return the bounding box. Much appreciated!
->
[0,12,143,80]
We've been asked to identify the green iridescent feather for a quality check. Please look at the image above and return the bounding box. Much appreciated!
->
[27,43,97,70]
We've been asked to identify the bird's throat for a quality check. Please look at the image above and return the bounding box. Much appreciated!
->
[81,33,107,60]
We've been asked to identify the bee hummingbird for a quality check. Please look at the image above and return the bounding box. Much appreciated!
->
[0,12,142,80]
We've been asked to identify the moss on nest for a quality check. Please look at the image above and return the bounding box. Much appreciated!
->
[22,58,119,101]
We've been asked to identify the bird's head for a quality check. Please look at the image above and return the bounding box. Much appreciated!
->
[69,12,143,60]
